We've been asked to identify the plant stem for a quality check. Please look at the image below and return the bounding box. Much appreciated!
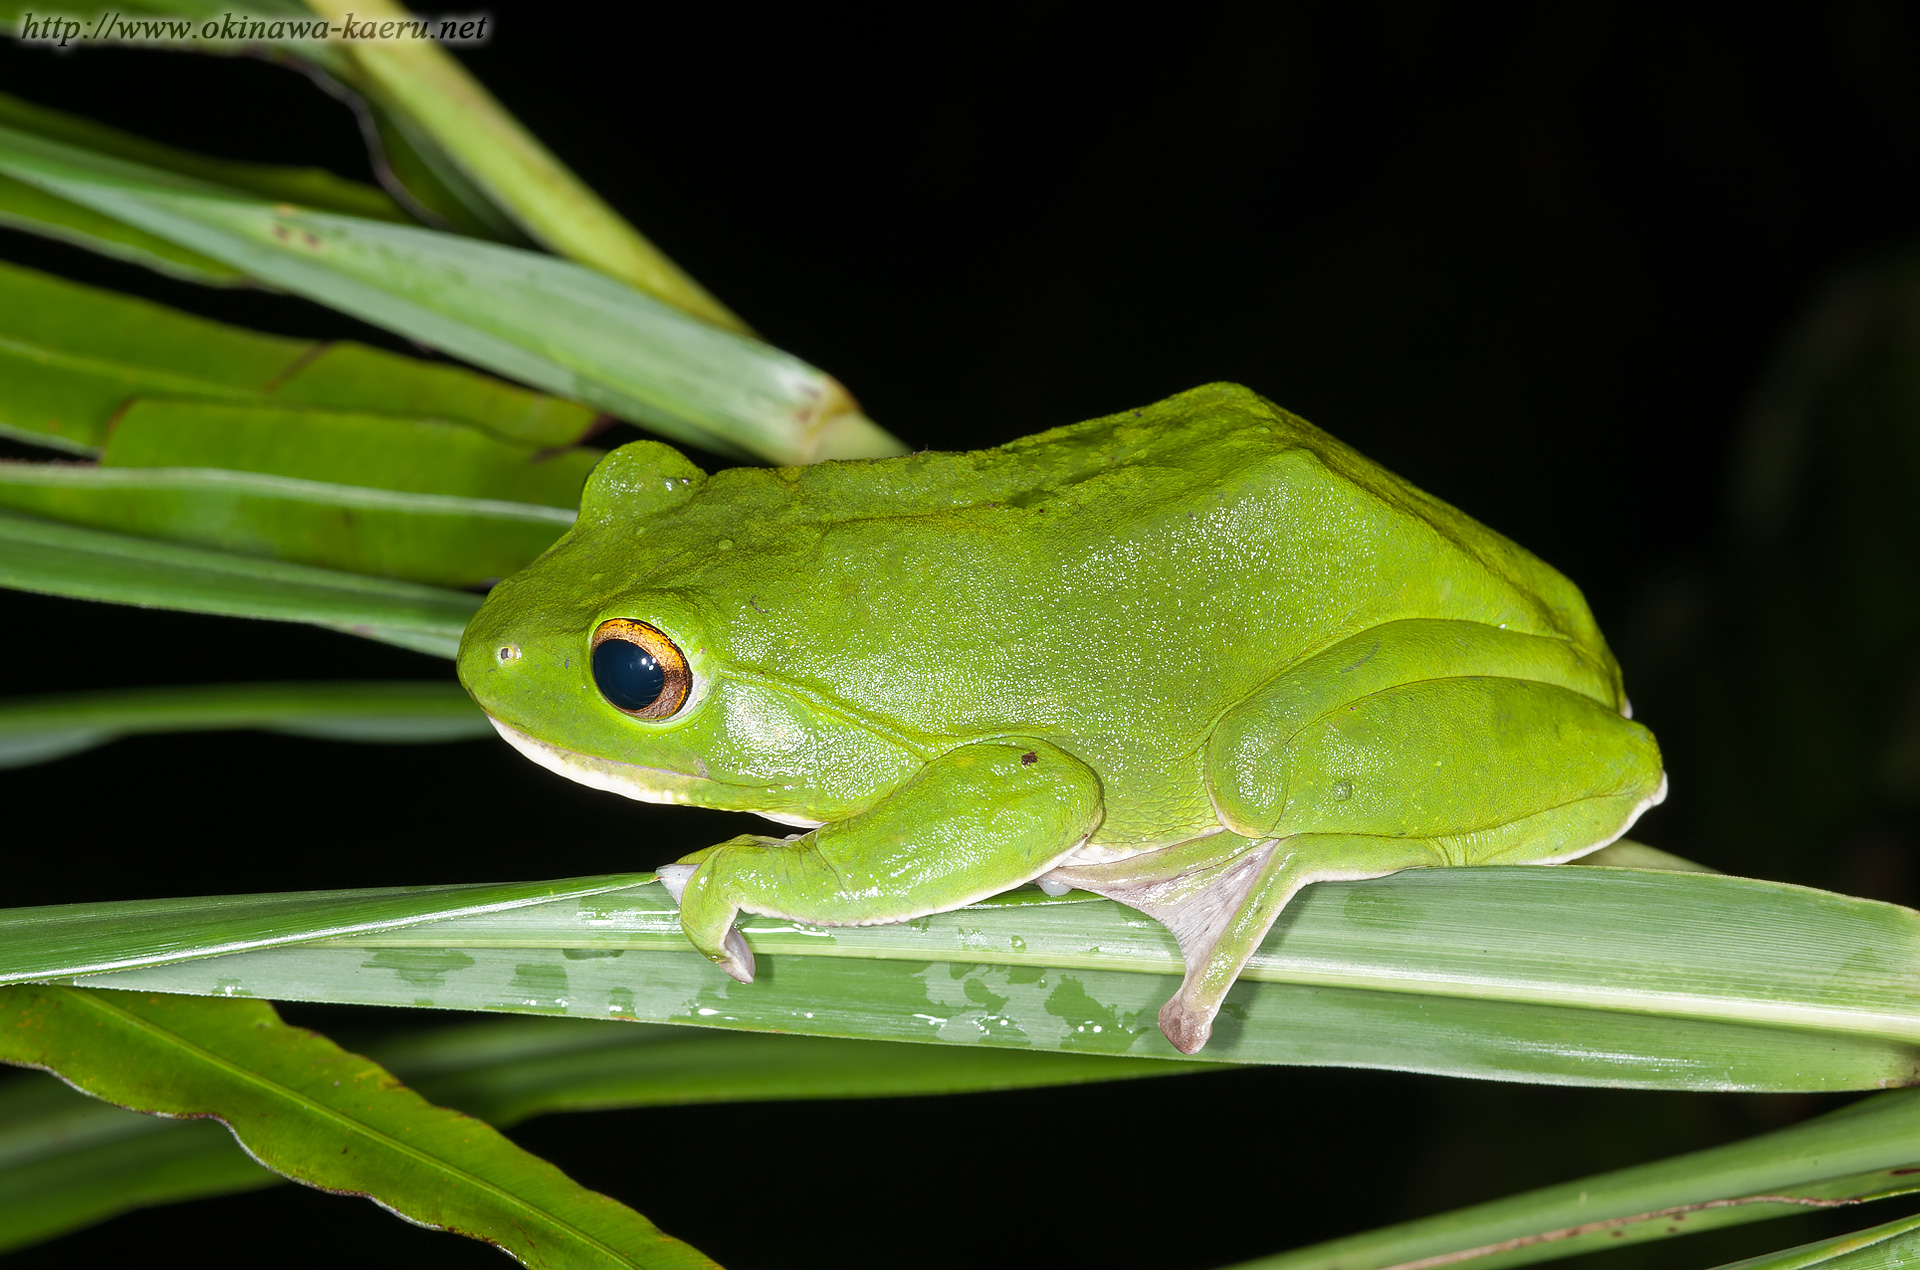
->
[304,0,751,335]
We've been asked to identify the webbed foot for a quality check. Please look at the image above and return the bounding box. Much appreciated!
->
[1051,834,1434,1054]
[711,927,756,983]
[1157,998,1213,1055]
[655,863,756,983]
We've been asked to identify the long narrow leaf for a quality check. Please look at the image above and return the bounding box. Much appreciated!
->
[0,88,403,217]
[0,84,401,283]
[355,85,527,238]
[0,259,297,452]
[0,259,600,453]
[0,123,905,463]
[0,168,242,284]
[102,399,601,506]
[1224,1087,1920,1270]
[0,4,744,322]
[0,986,719,1268]
[0,1015,1182,1251]
[265,341,602,449]
[302,0,748,331]
[1711,1213,1920,1270]
[18,866,1920,1091]
[0,1,521,236]
[0,509,478,656]
[0,680,485,769]
[0,875,653,982]
[0,462,572,586]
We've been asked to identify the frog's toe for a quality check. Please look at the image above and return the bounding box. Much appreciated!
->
[1158,998,1214,1055]
[654,863,696,903]
[716,926,756,983]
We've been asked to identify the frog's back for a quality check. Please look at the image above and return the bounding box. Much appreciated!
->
[645,384,1621,843]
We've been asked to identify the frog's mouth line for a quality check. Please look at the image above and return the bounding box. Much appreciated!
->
[486,715,707,804]
[483,715,825,828]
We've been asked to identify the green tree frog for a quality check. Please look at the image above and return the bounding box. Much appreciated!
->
[458,384,1666,1053]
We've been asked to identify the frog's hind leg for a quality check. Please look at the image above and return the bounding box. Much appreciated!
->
[1046,834,1438,1054]
[1058,620,1666,1053]
[1136,622,1666,1052]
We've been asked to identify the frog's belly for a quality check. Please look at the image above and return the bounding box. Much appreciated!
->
[1062,825,1232,866]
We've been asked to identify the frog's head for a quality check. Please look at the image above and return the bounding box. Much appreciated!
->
[458,442,925,825]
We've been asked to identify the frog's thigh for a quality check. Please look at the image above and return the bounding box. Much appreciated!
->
[1152,656,1665,1053]
[1207,666,1665,863]
[663,737,1103,981]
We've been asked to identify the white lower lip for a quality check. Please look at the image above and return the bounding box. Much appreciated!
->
[486,715,705,805]
[482,716,825,829]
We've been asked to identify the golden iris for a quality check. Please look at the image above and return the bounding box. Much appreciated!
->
[589,619,691,719]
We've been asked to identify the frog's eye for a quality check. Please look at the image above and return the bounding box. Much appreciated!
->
[590,619,691,719]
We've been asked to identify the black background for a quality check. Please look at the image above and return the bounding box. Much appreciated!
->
[3,3,1919,1267]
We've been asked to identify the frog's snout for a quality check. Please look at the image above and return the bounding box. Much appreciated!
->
[455,597,531,709]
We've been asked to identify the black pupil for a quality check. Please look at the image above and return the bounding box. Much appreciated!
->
[593,638,665,712]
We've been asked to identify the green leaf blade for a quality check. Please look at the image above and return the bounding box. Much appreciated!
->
[0,875,653,984]
[0,1015,1182,1252]
[0,171,244,284]
[1710,1213,1920,1270]
[106,192,872,462]
[102,399,601,507]
[13,867,1920,1091]
[0,509,479,655]
[0,125,906,463]
[96,942,1911,1091]
[0,258,307,450]
[0,987,720,1268]
[0,85,401,282]
[303,0,747,332]
[1226,1089,1920,1270]
[0,87,405,219]
[0,462,572,587]
[0,259,602,453]
[266,341,600,450]
[0,680,487,769]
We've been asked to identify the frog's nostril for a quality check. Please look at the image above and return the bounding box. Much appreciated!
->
[497,644,521,664]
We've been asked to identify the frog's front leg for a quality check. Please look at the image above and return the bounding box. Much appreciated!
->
[657,738,1104,981]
